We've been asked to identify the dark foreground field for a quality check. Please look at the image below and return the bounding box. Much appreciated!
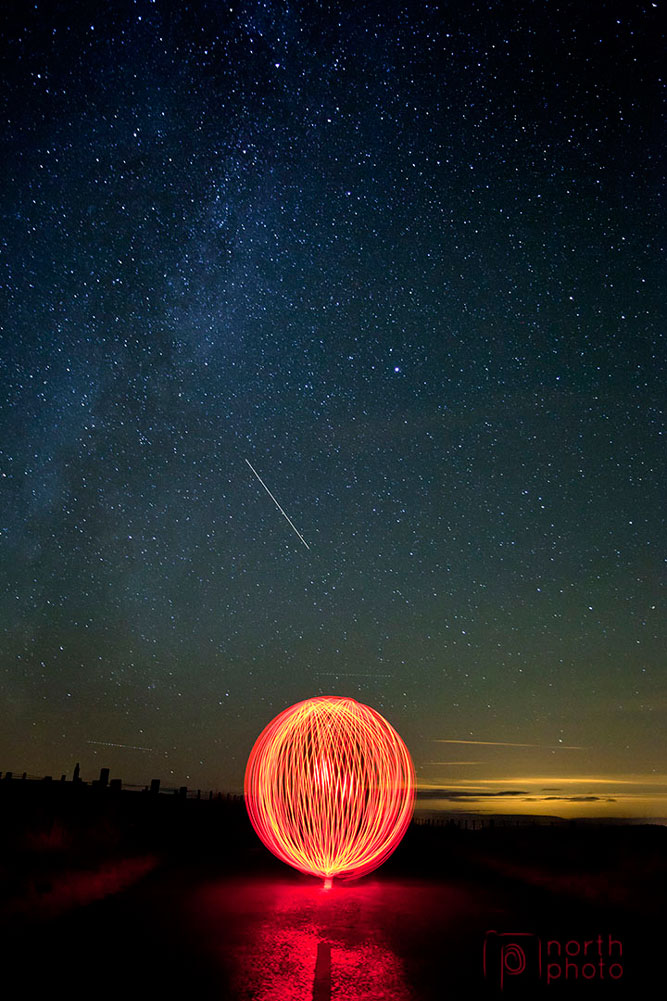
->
[0,783,664,999]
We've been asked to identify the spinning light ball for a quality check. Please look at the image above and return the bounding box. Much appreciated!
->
[244,696,415,881]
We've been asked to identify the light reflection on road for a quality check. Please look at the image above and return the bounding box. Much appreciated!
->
[190,874,480,1000]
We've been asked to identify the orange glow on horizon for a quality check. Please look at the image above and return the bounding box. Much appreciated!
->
[244,696,415,880]
[415,773,667,819]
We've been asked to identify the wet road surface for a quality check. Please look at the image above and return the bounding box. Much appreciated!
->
[3,853,658,998]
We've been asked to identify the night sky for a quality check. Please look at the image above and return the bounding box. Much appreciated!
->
[1,0,664,818]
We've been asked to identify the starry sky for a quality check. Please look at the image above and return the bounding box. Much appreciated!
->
[1,0,664,817]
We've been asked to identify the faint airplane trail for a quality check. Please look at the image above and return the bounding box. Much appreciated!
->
[245,458,311,550]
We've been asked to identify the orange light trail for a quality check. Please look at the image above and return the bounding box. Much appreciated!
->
[244,696,415,881]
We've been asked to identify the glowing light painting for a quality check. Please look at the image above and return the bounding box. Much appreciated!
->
[244,696,415,882]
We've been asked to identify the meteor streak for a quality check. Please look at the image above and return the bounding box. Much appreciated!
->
[435,738,585,750]
[316,672,393,679]
[245,458,311,550]
[87,740,153,751]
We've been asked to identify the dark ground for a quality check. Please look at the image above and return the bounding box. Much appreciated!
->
[0,781,664,999]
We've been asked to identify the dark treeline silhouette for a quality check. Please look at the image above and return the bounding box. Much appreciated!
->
[2,761,665,916]
[0,763,253,921]
[0,762,664,1001]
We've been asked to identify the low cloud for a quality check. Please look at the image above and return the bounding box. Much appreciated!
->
[543,795,617,803]
[417,788,528,801]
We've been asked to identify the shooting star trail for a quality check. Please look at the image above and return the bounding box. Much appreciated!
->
[245,458,311,550]
[316,673,393,679]
[434,739,585,750]
[87,740,153,751]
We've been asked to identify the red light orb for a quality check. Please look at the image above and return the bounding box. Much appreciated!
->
[244,696,415,881]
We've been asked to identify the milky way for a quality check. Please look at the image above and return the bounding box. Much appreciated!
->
[0,1,664,814]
